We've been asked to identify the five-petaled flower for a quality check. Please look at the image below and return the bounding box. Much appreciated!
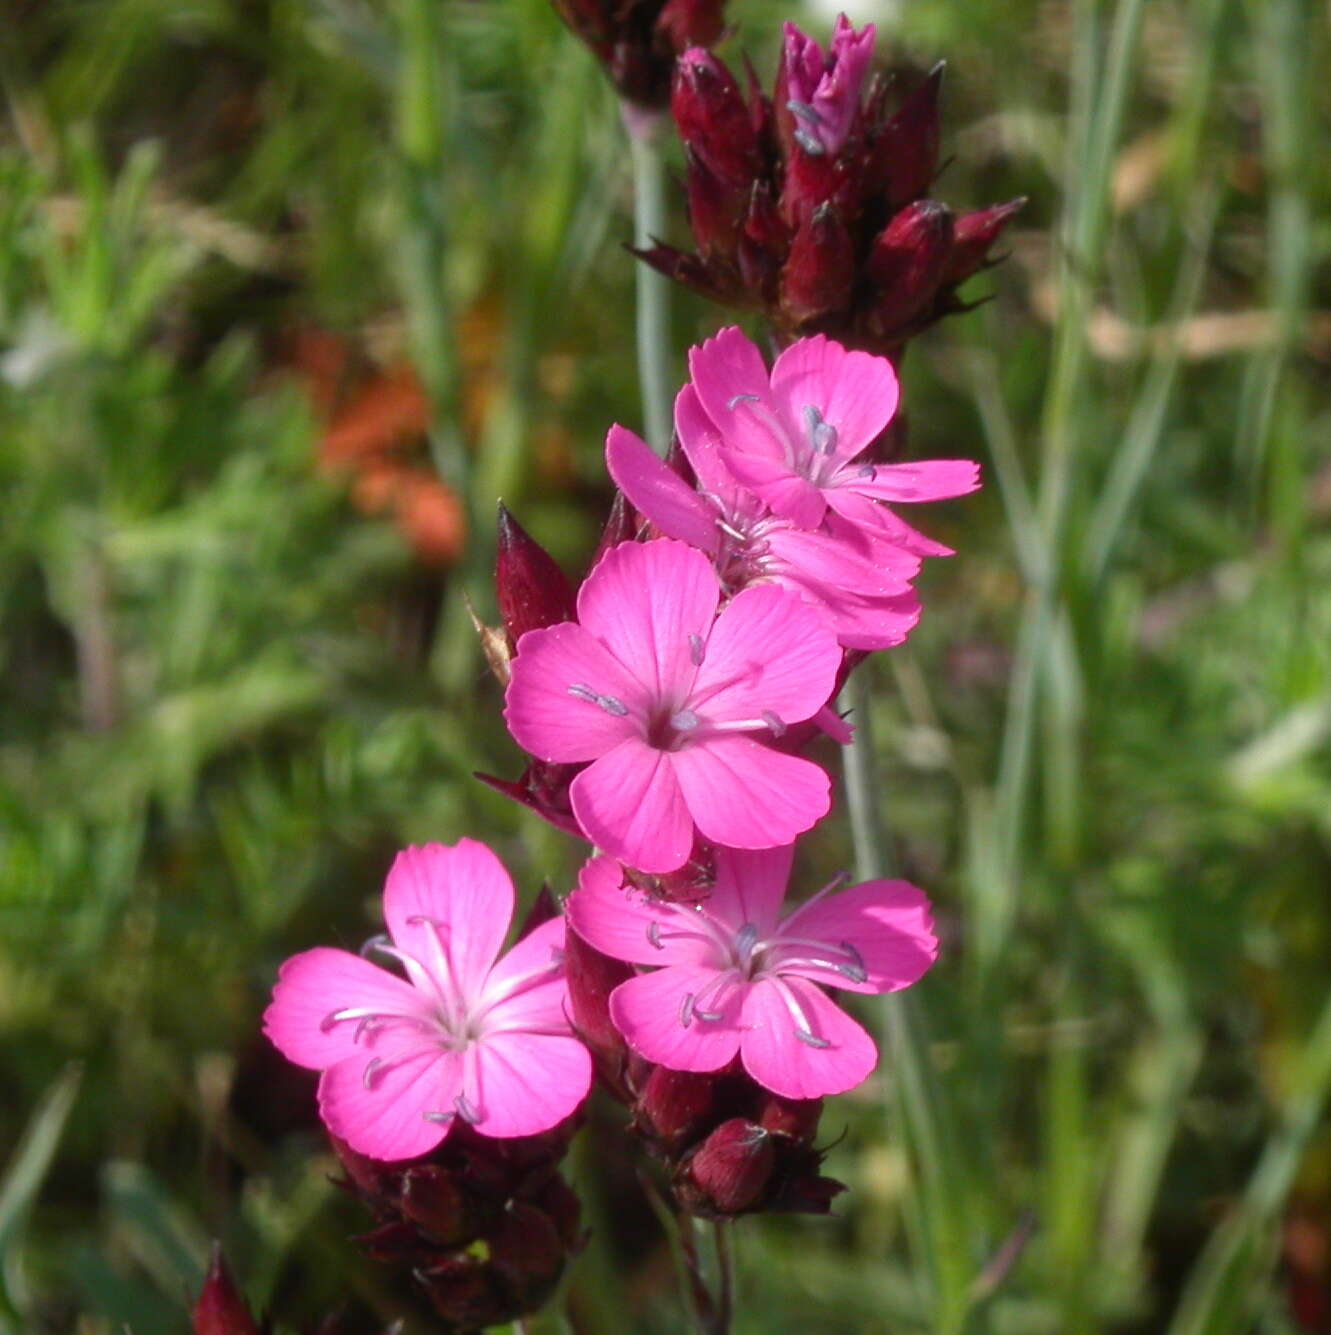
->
[263,840,592,1161]
[504,538,842,873]
[566,845,938,1099]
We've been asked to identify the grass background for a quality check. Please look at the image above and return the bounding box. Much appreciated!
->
[1,0,1329,1330]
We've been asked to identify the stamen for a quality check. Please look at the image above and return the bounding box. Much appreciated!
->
[689,967,740,1022]
[793,127,826,155]
[777,871,851,930]
[354,1015,384,1042]
[454,1093,481,1124]
[764,975,831,1049]
[597,694,629,716]
[567,682,599,703]
[688,632,704,666]
[362,1057,384,1089]
[840,940,866,978]
[786,99,824,126]
[735,922,759,961]
[568,682,629,716]
[422,1109,455,1124]
[679,992,696,1028]
[359,933,390,959]
[404,914,465,1031]
[761,710,786,738]
[795,1028,832,1048]
[802,404,838,456]
[670,709,700,732]
[858,463,876,478]
[727,392,761,410]
[646,920,664,950]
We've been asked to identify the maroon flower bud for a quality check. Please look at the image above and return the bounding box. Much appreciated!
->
[943,196,1027,285]
[638,1066,717,1150]
[672,48,762,188]
[756,1091,823,1140]
[531,1172,585,1252]
[417,1254,501,1329]
[473,761,584,839]
[495,503,576,649]
[868,62,944,209]
[865,199,955,338]
[592,490,641,566]
[679,1118,775,1217]
[399,1165,476,1248]
[781,202,855,325]
[655,0,726,54]
[192,1245,260,1335]
[563,924,635,1092]
[488,1202,566,1308]
[683,148,746,263]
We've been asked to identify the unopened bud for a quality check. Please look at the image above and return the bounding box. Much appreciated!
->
[679,1118,775,1216]
[564,925,635,1092]
[192,1244,260,1335]
[488,1202,566,1308]
[655,0,726,55]
[866,199,954,336]
[943,197,1026,285]
[495,503,576,648]
[870,62,944,209]
[399,1165,475,1248]
[672,49,762,188]
[756,1091,823,1141]
[780,203,855,326]
[638,1066,716,1150]
[683,148,744,262]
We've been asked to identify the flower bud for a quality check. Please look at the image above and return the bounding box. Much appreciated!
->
[683,148,745,263]
[869,63,944,209]
[638,1066,716,1150]
[399,1165,476,1248]
[756,1091,823,1141]
[488,1202,566,1309]
[678,1118,775,1217]
[192,1244,260,1335]
[781,203,855,326]
[495,503,577,648]
[591,491,641,569]
[866,199,955,338]
[943,197,1027,285]
[655,0,726,55]
[672,48,762,188]
[563,924,635,1093]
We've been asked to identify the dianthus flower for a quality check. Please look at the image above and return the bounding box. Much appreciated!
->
[264,840,592,1160]
[566,846,937,1098]
[504,539,841,873]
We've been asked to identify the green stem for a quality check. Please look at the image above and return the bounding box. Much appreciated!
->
[624,106,673,454]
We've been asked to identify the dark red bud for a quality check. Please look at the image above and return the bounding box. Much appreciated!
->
[656,0,726,54]
[563,924,635,1092]
[192,1244,260,1335]
[532,1172,585,1251]
[495,503,576,648]
[780,203,855,326]
[590,491,641,569]
[473,761,584,839]
[756,1091,824,1141]
[683,148,745,262]
[417,1255,501,1329]
[870,62,944,209]
[514,882,561,940]
[399,1165,476,1247]
[866,199,955,335]
[672,49,761,188]
[943,197,1026,284]
[681,1119,775,1216]
[638,1066,716,1149]
[488,1202,566,1306]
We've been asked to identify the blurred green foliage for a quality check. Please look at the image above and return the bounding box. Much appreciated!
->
[1,0,1329,1332]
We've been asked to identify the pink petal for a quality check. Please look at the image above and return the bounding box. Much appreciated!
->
[739,976,878,1098]
[824,489,955,556]
[764,526,918,598]
[570,738,695,873]
[383,841,514,1002]
[504,622,647,763]
[816,586,922,650]
[704,845,795,937]
[319,1041,462,1161]
[812,704,855,745]
[566,855,715,967]
[263,947,434,1071]
[606,424,719,555]
[719,448,827,527]
[687,326,777,451]
[675,384,753,513]
[609,965,743,1071]
[777,879,938,995]
[672,736,830,850]
[465,1032,592,1137]
[770,336,899,460]
[690,583,840,726]
[576,539,718,702]
[846,459,981,503]
[477,916,571,1032]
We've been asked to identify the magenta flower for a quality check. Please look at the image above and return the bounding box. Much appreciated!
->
[781,15,876,158]
[263,841,592,1160]
[504,539,841,873]
[566,846,938,1099]
[691,327,980,539]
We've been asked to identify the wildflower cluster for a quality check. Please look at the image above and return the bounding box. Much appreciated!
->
[257,8,999,1329]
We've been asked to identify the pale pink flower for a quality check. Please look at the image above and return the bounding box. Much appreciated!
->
[263,840,591,1160]
[566,846,938,1099]
[503,539,841,873]
[782,15,876,157]
[688,326,979,545]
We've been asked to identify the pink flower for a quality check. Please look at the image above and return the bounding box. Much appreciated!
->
[503,539,841,873]
[781,15,876,158]
[606,395,923,650]
[263,841,592,1160]
[566,846,938,1099]
[690,327,979,545]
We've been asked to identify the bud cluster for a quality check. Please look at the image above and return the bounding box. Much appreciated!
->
[332,1122,583,1331]
[641,18,1024,355]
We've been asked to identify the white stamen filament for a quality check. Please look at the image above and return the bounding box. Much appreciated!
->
[760,974,830,1048]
